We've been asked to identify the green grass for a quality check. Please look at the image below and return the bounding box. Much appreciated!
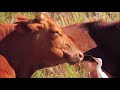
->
[0,12,120,78]
[31,63,89,78]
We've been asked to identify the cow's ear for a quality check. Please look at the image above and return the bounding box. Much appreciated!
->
[15,15,30,23]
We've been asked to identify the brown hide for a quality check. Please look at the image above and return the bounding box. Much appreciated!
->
[0,24,17,41]
[62,21,120,78]
[0,55,16,78]
[62,23,97,53]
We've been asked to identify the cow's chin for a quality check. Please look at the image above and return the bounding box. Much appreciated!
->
[66,56,81,65]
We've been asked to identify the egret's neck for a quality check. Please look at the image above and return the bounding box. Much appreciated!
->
[96,59,102,69]
[97,67,102,72]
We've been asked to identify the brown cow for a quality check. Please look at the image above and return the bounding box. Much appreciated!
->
[62,20,120,78]
[0,13,84,78]
[0,55,16,78]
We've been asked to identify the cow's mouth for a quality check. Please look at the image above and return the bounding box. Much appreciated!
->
[62,50,84,64]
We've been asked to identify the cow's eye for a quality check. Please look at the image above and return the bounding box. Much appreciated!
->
[53,32,60,36]
[50,30,61,36]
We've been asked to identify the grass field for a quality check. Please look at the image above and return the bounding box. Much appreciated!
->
[0,12,120,78]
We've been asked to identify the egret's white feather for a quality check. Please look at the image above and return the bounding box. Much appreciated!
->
[93,57,109,78]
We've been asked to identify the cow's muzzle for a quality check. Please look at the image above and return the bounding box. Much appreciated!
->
[62,50,84,64]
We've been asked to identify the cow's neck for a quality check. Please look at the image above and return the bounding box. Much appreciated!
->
[0,31,34,78]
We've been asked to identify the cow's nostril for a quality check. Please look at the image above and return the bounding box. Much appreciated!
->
[79,52,84,61]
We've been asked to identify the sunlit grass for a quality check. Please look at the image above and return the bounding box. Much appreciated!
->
[31,63,89,78]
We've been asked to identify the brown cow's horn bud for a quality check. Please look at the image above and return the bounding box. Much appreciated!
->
[35,12,45,21]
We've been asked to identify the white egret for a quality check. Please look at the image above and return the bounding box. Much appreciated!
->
[93,57,109,78]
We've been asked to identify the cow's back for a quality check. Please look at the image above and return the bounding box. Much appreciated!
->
[62,23,97,53]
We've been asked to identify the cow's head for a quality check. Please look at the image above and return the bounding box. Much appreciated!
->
[15,13,84,67]
[17,13,84,65]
